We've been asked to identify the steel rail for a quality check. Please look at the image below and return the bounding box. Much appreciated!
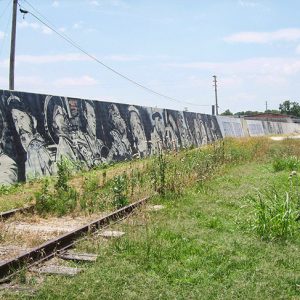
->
[0,197,149,282]
[0,205,35,220]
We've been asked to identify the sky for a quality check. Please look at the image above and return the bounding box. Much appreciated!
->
[0,0,300,114]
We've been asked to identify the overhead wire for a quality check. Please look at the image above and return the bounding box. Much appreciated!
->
[0,0,13,59]
[0,0,12,19]
[18,1,211,108]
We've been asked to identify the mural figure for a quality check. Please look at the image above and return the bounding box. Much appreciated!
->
[107,104,132,160]
[8,95,53,178]
[45,96,78,162]
[176,112,192,148]
[128,105,148,157]
[164,111,180,150]
[194,115,208,146]
[149,109,165,154]
[205,115,222,142]
[0,89,230,183]
[0,106,18,184]
[78,100,109,167]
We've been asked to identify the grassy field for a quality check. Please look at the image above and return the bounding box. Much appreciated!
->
[1,138,300,299]
[1,138,298,299]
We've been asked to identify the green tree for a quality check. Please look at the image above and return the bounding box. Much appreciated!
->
[279,100,300,117]
[234,110,262,116]
[220,109,233,116]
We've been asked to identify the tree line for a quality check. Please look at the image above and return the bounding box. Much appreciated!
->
[221,100,300,117]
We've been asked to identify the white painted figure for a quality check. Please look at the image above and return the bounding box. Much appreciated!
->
[8,95,53,179]
[0,106,18,184]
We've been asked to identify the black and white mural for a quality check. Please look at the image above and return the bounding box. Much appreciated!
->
[0,89,223,184]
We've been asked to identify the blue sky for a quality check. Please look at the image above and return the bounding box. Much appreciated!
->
[1,0,300,114]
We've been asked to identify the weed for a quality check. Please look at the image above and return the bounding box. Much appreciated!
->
[80,174,101,213]
[273,155,300,172]
[249,187,299,241]
[112,174,129,209]
[0,182,22,196]
[55,158,72,191]
[102,170,107,186]
[35,158,78,216]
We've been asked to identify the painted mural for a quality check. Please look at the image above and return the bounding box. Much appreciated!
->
[0,90,222,184]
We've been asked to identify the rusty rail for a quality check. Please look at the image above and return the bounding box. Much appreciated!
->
[0,197,149,282]
[0,205,35,220]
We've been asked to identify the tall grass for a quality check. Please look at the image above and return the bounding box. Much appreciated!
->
[250,189,298,240]
[272,155,300,172]
[32,137,300,217]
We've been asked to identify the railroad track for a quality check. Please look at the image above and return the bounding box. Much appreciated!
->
[0,205,35,220]
[0,197,149,286]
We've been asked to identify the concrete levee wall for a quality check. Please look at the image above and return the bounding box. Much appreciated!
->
[217,116,300,137]
[217,116,245,138]
[1,89,300,185]
[0,90,222,184]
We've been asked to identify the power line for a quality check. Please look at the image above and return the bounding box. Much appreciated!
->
[0,0,12,19]
[18,1,211,108]
[0,0,12,58]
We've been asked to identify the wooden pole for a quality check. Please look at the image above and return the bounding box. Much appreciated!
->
[213,75,218,115]
[9,0,18,90]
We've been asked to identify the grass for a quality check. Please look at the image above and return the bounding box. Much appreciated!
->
[0,158,148,212]
[1,137,300,299]
[4,160,297,299]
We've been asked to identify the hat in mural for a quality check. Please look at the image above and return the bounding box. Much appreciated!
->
[151,111,162,120]
[7,95,26,112]
[128,105,140,115]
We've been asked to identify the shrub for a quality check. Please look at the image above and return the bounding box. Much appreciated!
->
[249,187,299,241]
[35,158,78,216]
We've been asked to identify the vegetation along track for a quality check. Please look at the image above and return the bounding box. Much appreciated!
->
[0,197,149,283]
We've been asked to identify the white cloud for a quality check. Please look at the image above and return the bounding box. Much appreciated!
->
[54,75,97,87]
[73,21,84,30]
[52,1,59,7]
[165,57,300,76]
[238,0,259,7]
[17,21,52,35]
[224,28,300,43]
[42,26,52,35]
[105,54,146,62]
[17,53,90,64]
[59,27,67,33]
[16,76,44,86]
[17,21,39,30]
[87,0,128,8]
[89,0,100,6]
[0,31,5,40]
[295,44,300,54]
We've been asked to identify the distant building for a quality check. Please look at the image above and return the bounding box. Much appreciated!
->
[243,113,297,123]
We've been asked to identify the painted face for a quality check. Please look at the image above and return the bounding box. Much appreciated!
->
[11,108,34,150]
[109,105,126,134]
[53,105,70,135]
[85,102,96,136]
[130,112,144,139]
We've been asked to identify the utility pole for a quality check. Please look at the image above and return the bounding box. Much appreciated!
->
[213,75,219,115]
[9,0,18,90]
[265,101,268,112]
